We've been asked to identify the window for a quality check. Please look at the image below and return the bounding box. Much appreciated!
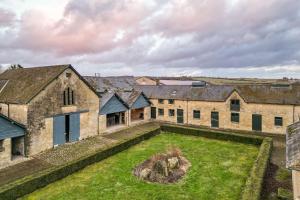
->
[66,72,72,78]
[63,87,75,106]
[193,110,201,119]
[158,108,164,116]
[0,140,4,152]
[158,99,164,104]
[231,112,240,123]
[169,109,175,117]
[168,99,174,104]
[275,117,283,126]
[230,99,240,111]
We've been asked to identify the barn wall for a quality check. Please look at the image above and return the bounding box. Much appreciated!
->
[26,68,99,155]
[149,92,297,134]
[0,139,11,167]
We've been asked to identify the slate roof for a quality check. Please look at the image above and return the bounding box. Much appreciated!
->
[0,114,25,140]
[118,90,142,107]
[0,65,70,104]
[100,92,128,108]
[286,121,300,171]
[84,76,136,93]
[136,84,300,105]
[0,65,99,104]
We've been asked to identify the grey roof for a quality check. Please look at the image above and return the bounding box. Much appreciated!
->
[135,85,235,102]
[0,65,70,104]
[0,114,25,140]
[287,121,300,171]
[0,65,99,104]
[136,84,300,105]
[118,91,141,107]
[84,76,136,93]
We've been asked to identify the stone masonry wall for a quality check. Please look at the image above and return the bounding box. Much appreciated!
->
[0,139,11,166]
[26,68,100,155]
[149,91,300,134]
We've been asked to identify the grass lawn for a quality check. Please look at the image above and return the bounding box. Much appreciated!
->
[22,132,259,200]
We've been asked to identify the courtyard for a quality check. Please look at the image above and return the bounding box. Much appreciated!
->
[22,132,259,200]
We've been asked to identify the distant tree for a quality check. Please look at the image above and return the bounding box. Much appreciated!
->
[9,64,23,69]
[0,65,3,74]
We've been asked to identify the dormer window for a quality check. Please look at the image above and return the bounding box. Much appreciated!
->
[230,99,240,111]
[63,87,75,106]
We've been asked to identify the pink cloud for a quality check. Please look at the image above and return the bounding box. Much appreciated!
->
[0,8,15,27]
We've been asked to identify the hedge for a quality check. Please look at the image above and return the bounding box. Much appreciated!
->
[241,137,273,200]
[161,124,273,200]
[0,124,272,200]
[0,128,161,200]
[161,124,264,145]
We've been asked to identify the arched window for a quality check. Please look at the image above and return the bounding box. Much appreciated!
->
[63,87,75,106]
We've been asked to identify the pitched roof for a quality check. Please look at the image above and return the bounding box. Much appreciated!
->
[118,90,142,107]
[0,65,100,104]
[286,121,300,171]
[84,76,136,93]
[0,114,25,140]
[136,84,300,105]
[0,65,70,104]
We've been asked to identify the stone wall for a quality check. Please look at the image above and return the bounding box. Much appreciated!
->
[153,99,188,124]
[149,91,300,134]
[0,103,28,125]
[293,170,300,200]
[0,139,11,166]
[135,77,157,85]
[26,68,100,155]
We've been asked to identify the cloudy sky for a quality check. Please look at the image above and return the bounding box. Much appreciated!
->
[0,0,300,78]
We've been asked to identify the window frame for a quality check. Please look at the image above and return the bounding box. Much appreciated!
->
[158,108,164,116]
[63,87,75,106]
[193,110,201,119]
[231,112,240,123]
[230,99,240,111]
[168,99,174,104]
[168,109,175,117]
[158,99,164,104]
[274,117,283,126]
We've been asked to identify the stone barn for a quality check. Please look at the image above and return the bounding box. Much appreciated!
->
[0,65,100,163]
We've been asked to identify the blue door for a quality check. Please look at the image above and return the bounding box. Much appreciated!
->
[70,113,80,142]
[53,115,66,146]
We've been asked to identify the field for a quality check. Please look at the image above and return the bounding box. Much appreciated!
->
[22,132,259,200]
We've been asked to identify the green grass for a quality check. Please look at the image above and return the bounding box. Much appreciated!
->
[22,132,259,200]
[275,168,292,182]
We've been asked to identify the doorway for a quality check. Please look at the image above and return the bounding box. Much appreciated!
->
[177,109,184,124]
[151,107,156,119]
[53,113,80,146]
[252,114,262,131]
[65,115,70,143]
[211,112,219,128]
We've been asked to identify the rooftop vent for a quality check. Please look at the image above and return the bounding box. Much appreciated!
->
[192,81,206,87]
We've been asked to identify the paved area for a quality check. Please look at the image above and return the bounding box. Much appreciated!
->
[0,158,51,186]
[0,122,160,187]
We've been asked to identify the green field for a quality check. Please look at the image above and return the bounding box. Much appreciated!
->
[22,133,259,200]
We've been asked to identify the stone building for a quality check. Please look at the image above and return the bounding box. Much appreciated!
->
[287,121,300,200]
[135,77,158,85]
[84,76,151,134]
[137,84,300,134]
[0,65,100,163]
